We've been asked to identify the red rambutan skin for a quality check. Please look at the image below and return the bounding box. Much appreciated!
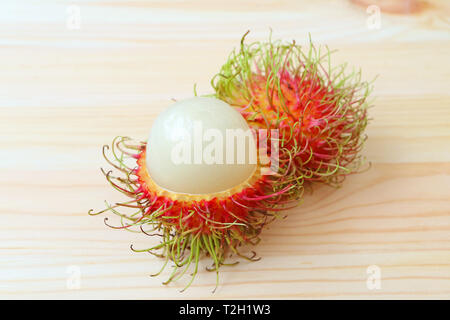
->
[90,136,301,291]
[213,34,372,186]
[245,71,368,182]
[134,149,298,236]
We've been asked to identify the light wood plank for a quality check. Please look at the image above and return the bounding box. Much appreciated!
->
[1,0,449,299]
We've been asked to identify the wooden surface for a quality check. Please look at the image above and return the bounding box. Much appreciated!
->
[1,0,450,299]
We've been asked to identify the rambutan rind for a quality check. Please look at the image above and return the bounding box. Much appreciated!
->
[212,32,374,188]
[89,136,301,292]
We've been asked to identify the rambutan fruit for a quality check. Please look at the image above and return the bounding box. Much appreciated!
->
[89,97,301,292]
[212,32,373,188]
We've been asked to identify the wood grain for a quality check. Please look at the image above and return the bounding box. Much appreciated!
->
[1,0,449,299]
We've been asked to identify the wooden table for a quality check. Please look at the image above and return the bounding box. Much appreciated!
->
[1,0,449,299]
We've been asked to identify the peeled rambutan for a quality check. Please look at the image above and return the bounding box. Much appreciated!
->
[89,97,301,291]
[212,32,373,188]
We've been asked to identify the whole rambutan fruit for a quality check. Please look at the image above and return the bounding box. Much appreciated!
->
[89,97,301,292]
[212,32,373,188]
